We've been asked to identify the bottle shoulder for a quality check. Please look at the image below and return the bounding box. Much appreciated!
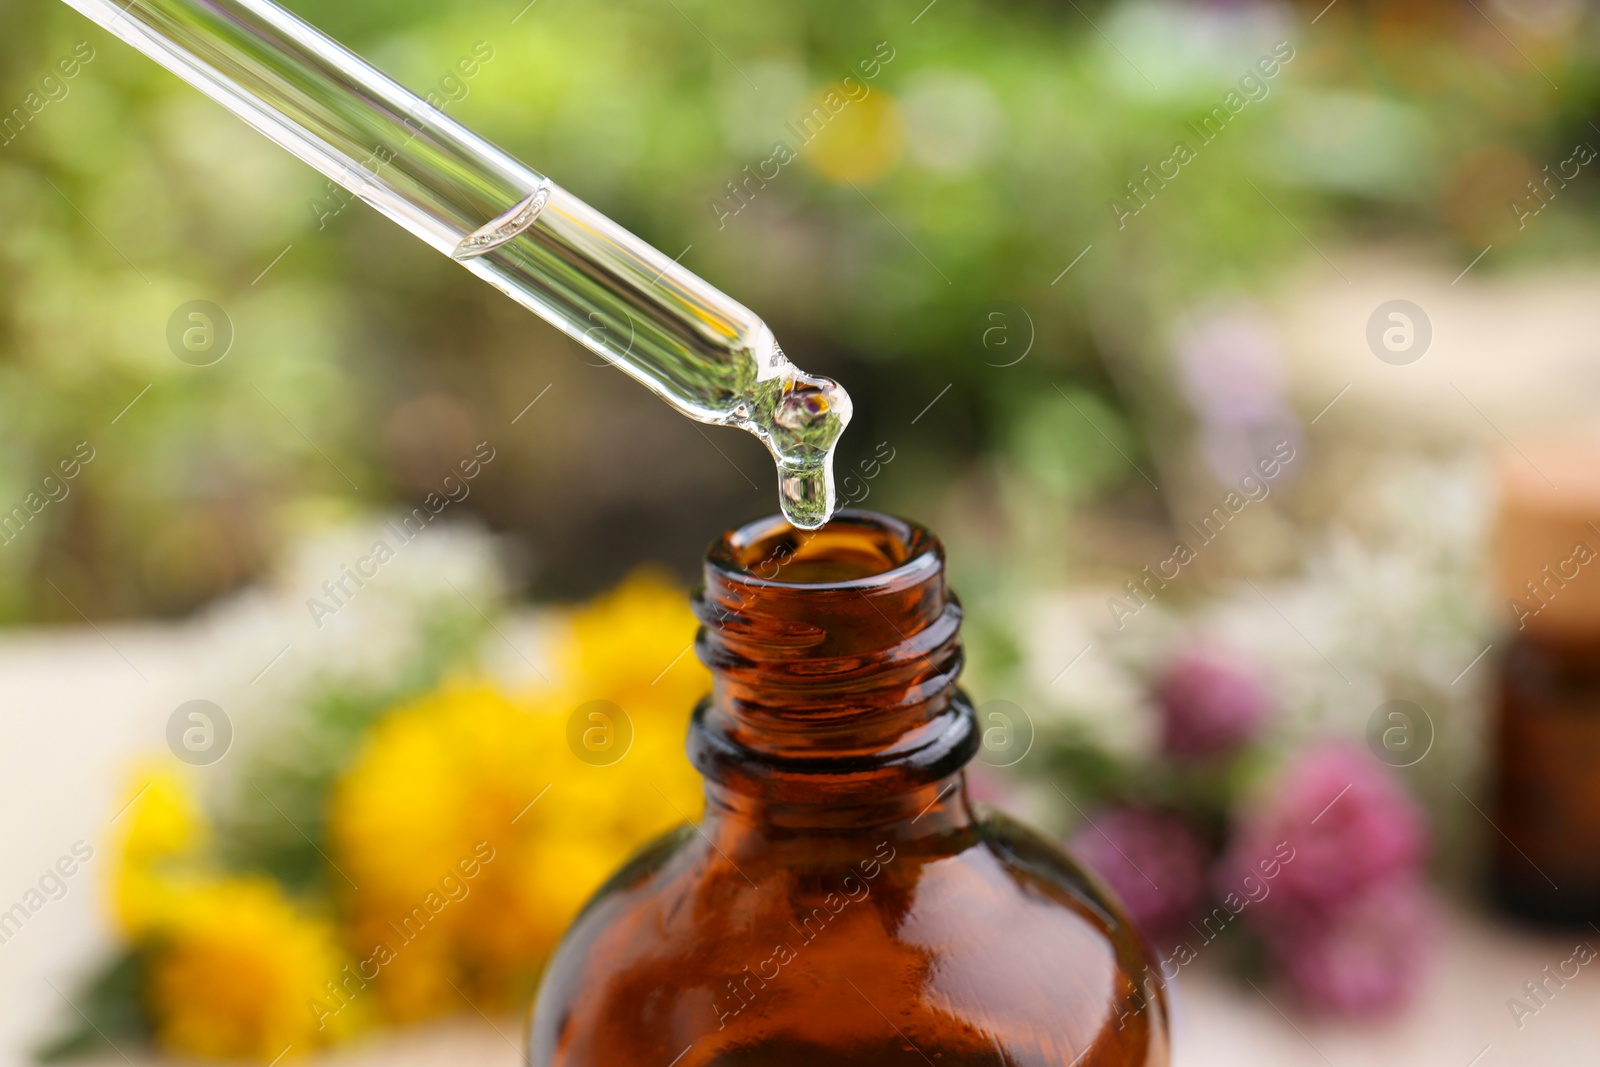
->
[532,807,1169,1067]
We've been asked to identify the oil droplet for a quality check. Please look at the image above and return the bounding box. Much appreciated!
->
[743,359,850,530]
[778,466,831,530]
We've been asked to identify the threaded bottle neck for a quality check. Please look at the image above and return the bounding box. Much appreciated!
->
[688,511,977,809]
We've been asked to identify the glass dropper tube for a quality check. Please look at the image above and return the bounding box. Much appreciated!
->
[56,0,850,527]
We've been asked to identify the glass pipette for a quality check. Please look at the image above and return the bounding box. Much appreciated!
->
[54,0,851,528]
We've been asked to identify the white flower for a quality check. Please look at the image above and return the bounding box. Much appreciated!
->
[1017,590,1162,761]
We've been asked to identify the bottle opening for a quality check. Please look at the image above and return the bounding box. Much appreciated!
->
[715,511,932,587]
[693,510,976,806]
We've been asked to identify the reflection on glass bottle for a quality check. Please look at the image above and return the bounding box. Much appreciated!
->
[530,511,1170,1065]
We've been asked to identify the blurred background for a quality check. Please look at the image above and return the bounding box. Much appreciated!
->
[5,0,1600,1062]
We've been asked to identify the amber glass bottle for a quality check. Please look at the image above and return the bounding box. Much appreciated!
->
[529,512,1170,1066]
[1492,444,1600,923]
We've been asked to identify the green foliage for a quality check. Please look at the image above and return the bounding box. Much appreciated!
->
[34,950,149,1063]
[1006,387,1139,504]
[2,0,1598,617]
[211,594,493,893]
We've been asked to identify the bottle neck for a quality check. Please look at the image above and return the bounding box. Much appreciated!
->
[687,512,979,824]
[702,773,976,835]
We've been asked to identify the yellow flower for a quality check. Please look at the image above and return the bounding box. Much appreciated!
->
[145,877,357,1060]
[111,767,204,937]
[108,768,355,1059]
[329,570,708,1021]
[113,767,201,866]
[556,567,710,722]
[804,87,905,184]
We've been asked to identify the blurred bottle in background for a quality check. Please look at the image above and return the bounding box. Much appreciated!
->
[1493,440,1600,924]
